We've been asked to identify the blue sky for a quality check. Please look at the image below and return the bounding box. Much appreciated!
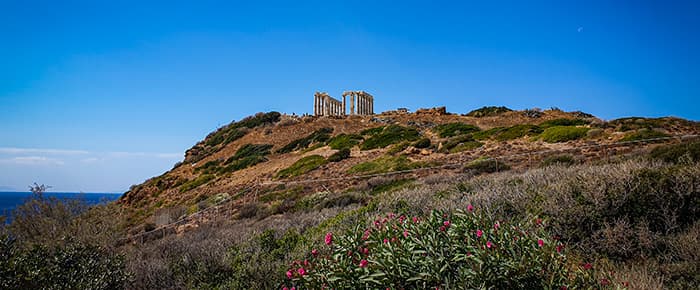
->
[1,1,698,192]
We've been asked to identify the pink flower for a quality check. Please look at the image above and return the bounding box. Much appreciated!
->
[536,218,542,226]
[286,270,293,279]
[399,215,406,222]
[583,263,592,270]
[374,220,381,227]
[476,229,483,238]
[443,220,451,227]
[291,287,296,290]
[494,222,500,230]
[538,239,544,247]
[297,268,306,276]
[362,229,371,240]
[283,287,289,290]
[325,232,333,245]
[412,216,419,223]
[600,278,610,286]
[560,287,567,290]
[388,213,395,219]
[303,259,309,266]
[383,238,389,244]
[391,237,397,243]
[362,247,369,255]
[467,204,474,212]
[403,230,409,237]
[311,249,318,256]
[486,241,493,248]
[439,226,446,232]
[556,245,564,253]
[347,250,353,256]
[359,259,368,268]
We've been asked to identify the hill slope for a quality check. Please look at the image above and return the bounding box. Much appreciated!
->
[118,106,699,230]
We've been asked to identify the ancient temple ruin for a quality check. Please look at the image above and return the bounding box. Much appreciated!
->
[313,90,374,116]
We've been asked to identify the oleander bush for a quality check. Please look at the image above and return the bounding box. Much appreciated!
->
[283,208,609,289]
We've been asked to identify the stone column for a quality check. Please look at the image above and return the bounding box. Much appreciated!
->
[342,96,346,115]
[359,96,364,115]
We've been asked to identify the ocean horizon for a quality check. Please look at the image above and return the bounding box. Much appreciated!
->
[0,191,122,222]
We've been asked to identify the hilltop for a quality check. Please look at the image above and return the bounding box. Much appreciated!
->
[119,106,699,231]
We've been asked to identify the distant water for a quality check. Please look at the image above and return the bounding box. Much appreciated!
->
[0,192,121,222]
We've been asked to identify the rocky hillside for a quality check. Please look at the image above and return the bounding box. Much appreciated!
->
[118,106,700,230]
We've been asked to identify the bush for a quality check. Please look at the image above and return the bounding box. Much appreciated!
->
[360,125,421,150]
[494,124,543,141]
[413,138,431,149]
[540,118,589,128]
[228,144,273,162]
[464,158,510,174]
[348,155,430,175]
[283,209,603,289]
[539,126,589,143]
[327,134,363,150]
[433,123,480,138]
[328,148,351,162]
[466,106,512,117]
[0,236,129,290]
[219,155,268,174]
[180,174,215,192]
[650,141,700,163]
[448,141,483,153]
[540,155,577,167]
[471,127,506,140]
[387,141,411,155]
[619,129,670,142]
[277,155,328,178]
[277,128,333,154]
[360,126,385,136]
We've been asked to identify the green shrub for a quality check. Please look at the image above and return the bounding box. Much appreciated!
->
[619,129,670,142]
[328,148,351,162]
[180,174,215,192]
[539,118,589,128]
[650,141,700,163]
[277,128,333,154]
[369,178,414,195]
[219,155,268,174]
[327,134,363,150]
[439,135,482,153]
[606,117,696,132]
[360,126,385,136]
[276,155,328,178]
[494,124,543,141]
[283,209,603,289]
[194,159,222,174]
[466,106,513,117]
[464,158,510,174]
[228,144,273,162]
[413,138,431,149]
[387,141,411,155]
[0,236,129,290]
[348,155,430,175]
[472,127,506,140]
[539,126,589,143]
[433,123,480,138]
[449,141,484,153]
[360,125,421,150]
[540,155,576,167]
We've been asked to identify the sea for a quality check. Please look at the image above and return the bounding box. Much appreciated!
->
[0,191,122,223]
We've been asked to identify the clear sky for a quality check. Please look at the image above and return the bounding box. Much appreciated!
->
[1,1,698,192]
